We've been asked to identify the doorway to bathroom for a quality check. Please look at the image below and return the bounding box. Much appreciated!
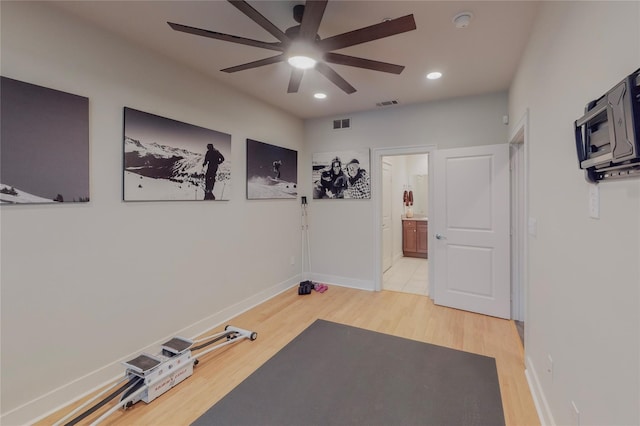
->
[380,152,430,296]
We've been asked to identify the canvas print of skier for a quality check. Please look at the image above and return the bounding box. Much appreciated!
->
[123,108,231,201]
[246,139,298,200]
[0,77,89,204]
[312,149,370,199]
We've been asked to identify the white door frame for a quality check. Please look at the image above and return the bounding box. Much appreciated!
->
[372,134,527,322]
[382,160,393,272]
[508,111,529,323]
[372,145,437,293]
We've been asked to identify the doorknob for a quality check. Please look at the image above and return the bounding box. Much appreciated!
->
[435,233,446,240]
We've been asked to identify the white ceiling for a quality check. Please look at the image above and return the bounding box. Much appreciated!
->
[51,1,540,119]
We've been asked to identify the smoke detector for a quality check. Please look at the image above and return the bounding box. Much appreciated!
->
[452,12,473,29]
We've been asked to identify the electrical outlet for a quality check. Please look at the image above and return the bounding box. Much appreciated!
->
[571,400,580,425]
[290,256,295,266]
[546,354,553,381]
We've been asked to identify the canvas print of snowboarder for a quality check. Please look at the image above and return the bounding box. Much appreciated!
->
[123,107,231,201]
[312,149,370,199]
[246,139,298,200]
[0,77,90,204]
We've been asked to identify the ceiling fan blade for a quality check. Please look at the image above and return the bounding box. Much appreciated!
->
[315,62,356,94]
[221,54,286,73]
[227,0,290,43]
[168,22,284,52]
[298,0,328,41]
[287,69,304,93]
[317,14,416,52]
[323,52,405,74]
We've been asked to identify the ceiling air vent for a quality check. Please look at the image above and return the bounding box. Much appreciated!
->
[333,118,351,130]
[376,100,399,107]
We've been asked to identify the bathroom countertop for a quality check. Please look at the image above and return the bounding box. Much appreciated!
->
[402,216,428,221]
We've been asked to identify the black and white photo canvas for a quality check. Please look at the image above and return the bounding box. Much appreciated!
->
[123,108,231,201]
[246,139,297,199]
[313,149,371,199]
[0,77,90,204]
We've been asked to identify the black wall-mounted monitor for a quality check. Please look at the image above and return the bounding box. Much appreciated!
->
[575,68,640,183]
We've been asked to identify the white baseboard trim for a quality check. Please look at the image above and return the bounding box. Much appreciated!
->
[525,356,555,426]
[5,276,300,426]
[307,272,374,291]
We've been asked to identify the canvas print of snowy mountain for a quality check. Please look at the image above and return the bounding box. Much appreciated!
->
[246,139,297,200]
[0,77,89,204]
[313,149,371,199]
[123,108,231,201]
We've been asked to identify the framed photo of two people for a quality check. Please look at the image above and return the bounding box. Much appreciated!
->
[313,149,370,199]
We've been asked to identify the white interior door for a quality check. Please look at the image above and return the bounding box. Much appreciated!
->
[382,161,393,272]
[433,144,510,319]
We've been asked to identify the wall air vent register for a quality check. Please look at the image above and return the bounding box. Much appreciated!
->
[333,118,351,129]
[376,100,399,107]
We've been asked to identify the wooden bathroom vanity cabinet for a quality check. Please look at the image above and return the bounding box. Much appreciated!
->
[402,218,428,258]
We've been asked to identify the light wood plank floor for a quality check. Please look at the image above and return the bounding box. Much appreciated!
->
[38,286,540,426]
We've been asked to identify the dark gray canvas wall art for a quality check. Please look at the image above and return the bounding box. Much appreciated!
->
[1,77,90,204]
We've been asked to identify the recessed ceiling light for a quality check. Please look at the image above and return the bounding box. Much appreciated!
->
[314,93,327,99]
[426,72,442,80]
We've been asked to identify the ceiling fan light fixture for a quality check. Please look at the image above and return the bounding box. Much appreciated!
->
[288,55,317,69]
[287,40,319,69]
[169,2,418,94]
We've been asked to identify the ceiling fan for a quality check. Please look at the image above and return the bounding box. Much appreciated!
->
[168,0,417,94]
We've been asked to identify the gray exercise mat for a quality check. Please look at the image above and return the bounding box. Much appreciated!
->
[192,319,505,426]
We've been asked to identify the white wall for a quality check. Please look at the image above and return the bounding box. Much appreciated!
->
[0,2,304,423]
[509,2,640,425]
[304,93,508,289]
